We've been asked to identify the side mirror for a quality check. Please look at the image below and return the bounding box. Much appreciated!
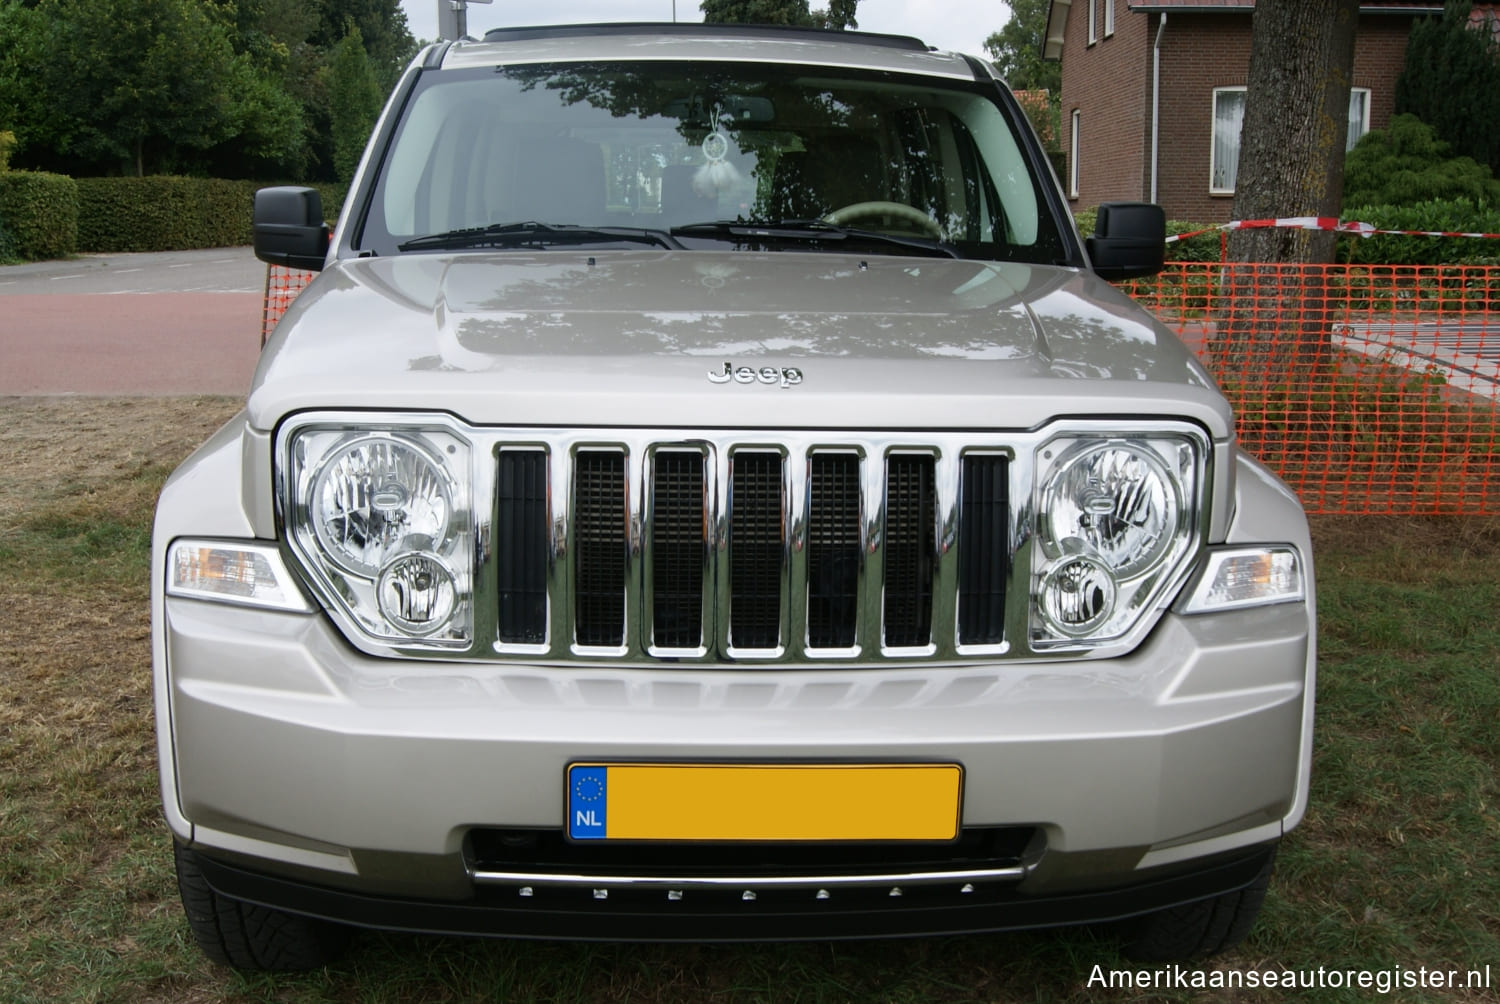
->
[253,187,330,271]
[1086,202,1166,280]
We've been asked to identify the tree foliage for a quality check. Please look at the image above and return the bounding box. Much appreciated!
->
[0,0,413,180]
[1342,114,1500,209]
[328,22,383,185]
[313,0,417,94]
[701,0,859,30]
[983,0,1060,92]
[29,0,251,176]
[1394,0,1500,175]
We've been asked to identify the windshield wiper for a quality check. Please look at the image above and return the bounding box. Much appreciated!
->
[671,219,960,259]
[397,221,684,252]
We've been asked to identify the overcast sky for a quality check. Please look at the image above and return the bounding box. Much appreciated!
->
[398,0,1014,60]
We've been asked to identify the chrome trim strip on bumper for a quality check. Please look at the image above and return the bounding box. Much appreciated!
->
[470,864,1029,890]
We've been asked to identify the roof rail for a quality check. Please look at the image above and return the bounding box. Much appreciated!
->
[479,22,931,52]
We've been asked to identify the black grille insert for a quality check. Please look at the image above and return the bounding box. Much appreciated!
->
[573,451,627,647]
[958,455,1009,646]
[883,455,935,648]
[807,453,862,649]
[730,452,784,649]
[496,450,548,644]
[652,451,705,649]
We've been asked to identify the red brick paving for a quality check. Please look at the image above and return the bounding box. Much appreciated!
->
[0,293,263,396]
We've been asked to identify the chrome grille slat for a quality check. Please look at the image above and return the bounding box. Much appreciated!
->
[490,431,1026,664]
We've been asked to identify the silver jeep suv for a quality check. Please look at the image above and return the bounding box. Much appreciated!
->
[154,23,1314,971]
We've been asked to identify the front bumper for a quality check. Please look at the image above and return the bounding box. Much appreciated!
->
[156,588,1310,906]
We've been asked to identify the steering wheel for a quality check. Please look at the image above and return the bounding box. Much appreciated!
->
[822,201,942,239]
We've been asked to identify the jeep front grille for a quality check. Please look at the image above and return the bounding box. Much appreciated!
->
[486,432,1016,664]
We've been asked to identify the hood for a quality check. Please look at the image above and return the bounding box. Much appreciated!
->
[248,251,1230,436]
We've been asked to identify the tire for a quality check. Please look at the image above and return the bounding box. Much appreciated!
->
[174,842,351,972]
[1118,849,1275,962]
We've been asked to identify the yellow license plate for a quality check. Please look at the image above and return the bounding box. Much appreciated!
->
[566,763,962,841]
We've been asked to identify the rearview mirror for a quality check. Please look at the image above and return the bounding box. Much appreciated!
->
[253,187,330,271]
[1086,202,1166,280]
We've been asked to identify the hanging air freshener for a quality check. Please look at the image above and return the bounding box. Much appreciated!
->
[693,104,741,198]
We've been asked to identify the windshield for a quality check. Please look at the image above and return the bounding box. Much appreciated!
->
[359,61,1068,264]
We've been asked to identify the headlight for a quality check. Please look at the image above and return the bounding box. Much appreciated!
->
[282,421,473,647]
[1032,433,1203,647]
[310,435,455,577]
[1041,443,1179,578]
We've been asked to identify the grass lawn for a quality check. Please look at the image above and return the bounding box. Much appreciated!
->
[0,396,1495,1002]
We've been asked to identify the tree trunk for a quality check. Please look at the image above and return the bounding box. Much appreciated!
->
[1220,0,1358,369]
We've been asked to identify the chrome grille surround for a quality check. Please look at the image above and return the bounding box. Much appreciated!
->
[275,415,1212,665]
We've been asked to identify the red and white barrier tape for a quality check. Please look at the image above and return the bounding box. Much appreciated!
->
[1164,215,1500,243]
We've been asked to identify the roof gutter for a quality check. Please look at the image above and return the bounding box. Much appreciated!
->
[1043,0,1072,61]
[1152,13,1166,203]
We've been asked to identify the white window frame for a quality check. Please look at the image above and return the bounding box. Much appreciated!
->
[1070,109,1081,199]
[1211,85,1374,194]
[1088,0,1098,45]
[1104,0,1116,37]
[1347,87,1371,151]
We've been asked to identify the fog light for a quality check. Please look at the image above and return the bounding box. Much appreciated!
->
[1039,556,1117,636]
[376,552,457,635]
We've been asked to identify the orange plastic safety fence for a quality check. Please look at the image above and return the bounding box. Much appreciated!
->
[263,261,1500,515]
[261,264,315,347]
[1121,262,1500,515]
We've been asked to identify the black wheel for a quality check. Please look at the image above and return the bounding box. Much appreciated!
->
[174,842,351,972]
[1119,849,1275,962]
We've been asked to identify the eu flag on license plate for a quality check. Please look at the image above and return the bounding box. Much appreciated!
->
[568,765,608,839]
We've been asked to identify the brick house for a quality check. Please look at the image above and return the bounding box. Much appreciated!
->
[1044,0,1444,223]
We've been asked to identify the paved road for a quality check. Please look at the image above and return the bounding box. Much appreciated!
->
[1334,321,1500,402]
[0,247,267,396]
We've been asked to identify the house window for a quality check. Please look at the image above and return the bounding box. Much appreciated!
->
[1210,86,1375,193]
[1210,88,1246,194]
[1347,87,1371,150]
[1070,109,1081,199]
[1104,0,1115,37]
[1088,0,1097,45]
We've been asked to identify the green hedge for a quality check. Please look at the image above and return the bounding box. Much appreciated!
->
[0,170,79,261]
[74,177,347,254]
[1339,198,1500,266]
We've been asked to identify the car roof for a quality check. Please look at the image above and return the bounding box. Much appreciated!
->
[438,22,981,81]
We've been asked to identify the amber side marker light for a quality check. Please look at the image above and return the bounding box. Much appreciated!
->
[1180,547,1304,615]
[166,540,312,613]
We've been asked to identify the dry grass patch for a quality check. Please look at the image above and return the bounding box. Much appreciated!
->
[0,396,241,1002]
